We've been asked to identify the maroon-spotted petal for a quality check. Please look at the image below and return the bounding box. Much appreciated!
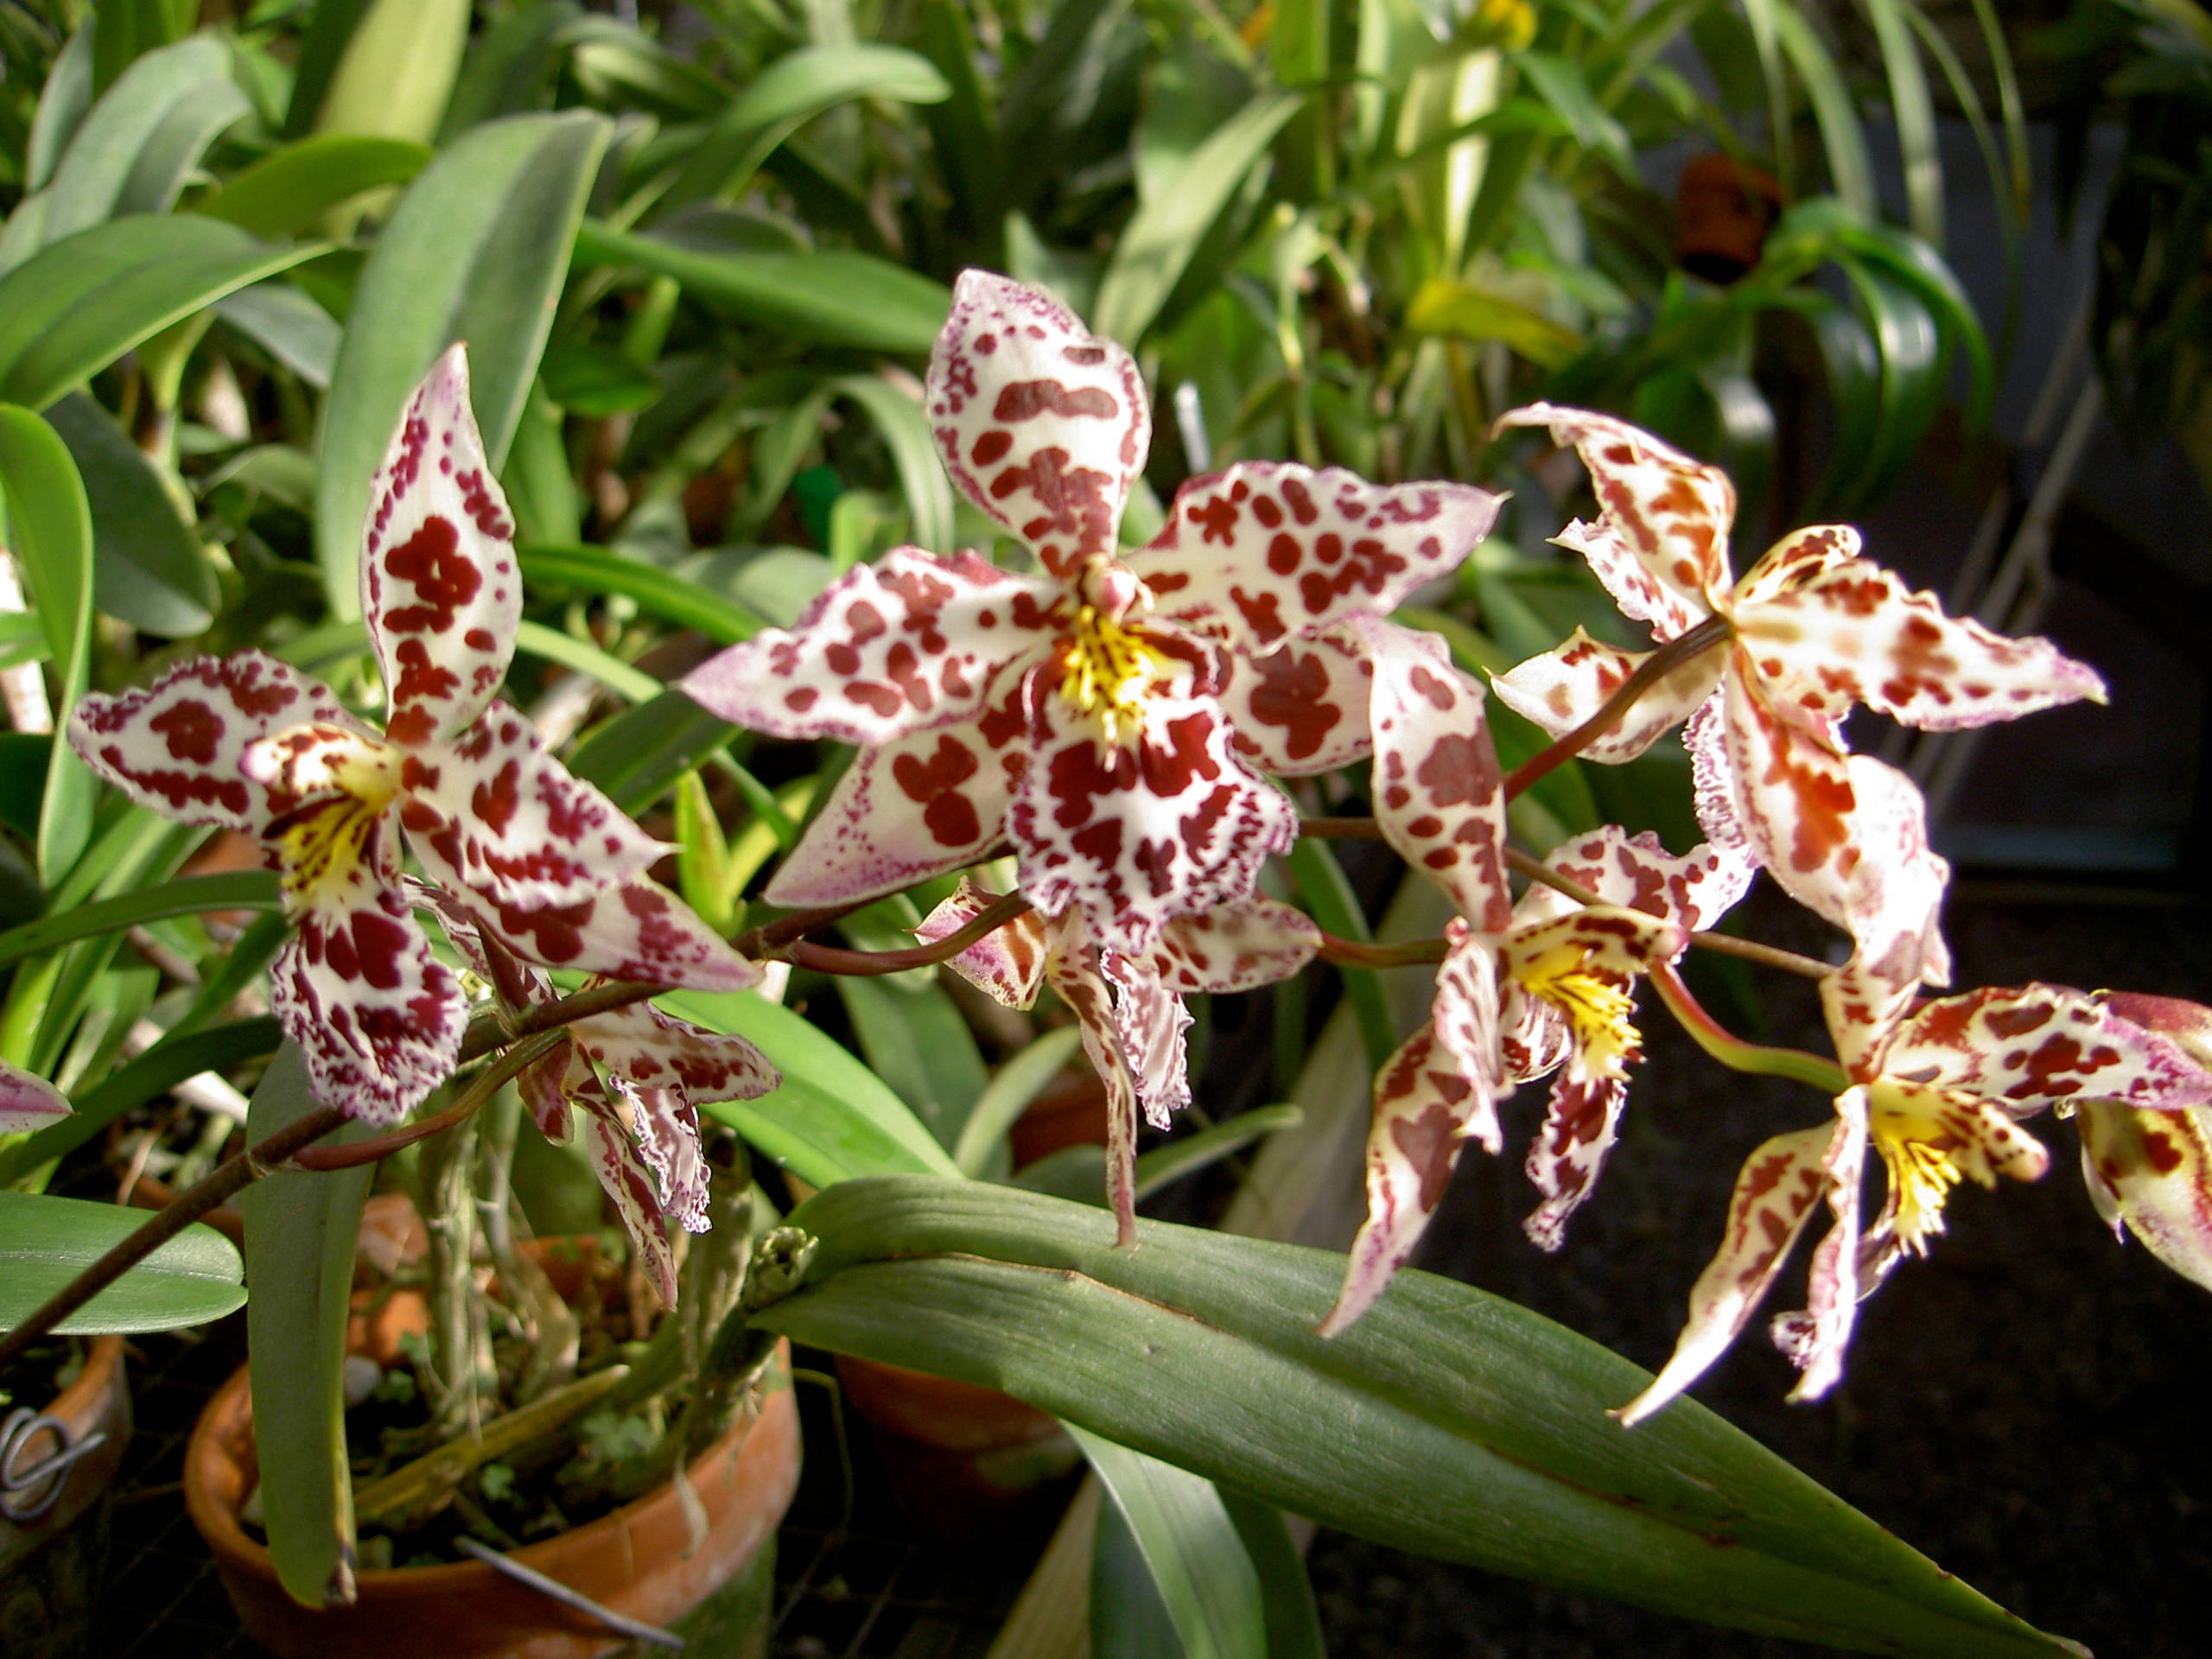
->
[1615,1122,1837,1425]
[2077,1102,2212,1294]
[1130,462,1501,651]
[359,345,520,748]
[1319,1023,1495,1338]
[572,1072,683,1306]
[0,1059,68,1132]
[917,880,1052,1010]
[926,270,1149,578]
[1101,948,1193,1130]
[574,1002,778,1107]
[1010,669,1296,949]
[763,670,1029,911]
[682,549,1059,746]
[1217,626,1376,777]
[1490,627,1724,764]
[270,888,467,1124]
[68,651,364,836]
[1531,827,1756,934]
[408,701,666,911]
[1141,897,1322,995]
[1887,984,2212,1112]
[1494,403,1732,639]
[1045,942,1144,1247]
[1771,1096,1869,1404]
[1357,619,1511,933]
[606,1076,712,1235]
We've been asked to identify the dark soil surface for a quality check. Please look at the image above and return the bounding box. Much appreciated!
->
[1306,887,2212,1659]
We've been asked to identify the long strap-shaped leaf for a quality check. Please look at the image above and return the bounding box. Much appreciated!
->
[757,1177,2087,1659]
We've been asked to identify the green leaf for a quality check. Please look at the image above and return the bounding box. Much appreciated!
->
[1219,1490,1327,1659]
[1094,1490,1189,1659]
[313,0,469,150]
[509,620,658,704]
[658,44,949,213]
[195,134,434,238]
[574,220,950,354]
[0,216,322,412]
[1861,0,1943,248]
[34,35,245,251]
[1287,838,1394,1071]
[0,871,280,973]
[539,343,663,416]
[442,1,585,135]
[44,392,217,637]
[239,1043,371,1609]
[1516,51,1631,170]
[955,1026,1084,1176]
[1771,6,1875,221]
[760,1178,2084,1659]
[665,989,960,1188]
[1092,91,1301,346]
[1072,1425,1268,1659]
[0,1191,245,1334]
[25,26,97,194]
[0,406,93,881]
[517,543,767,641]
[835,976,989,1152]
[315,111,611,614]
[1408,276,1585,368]
[283,0,375,137]
[564,689,737,817]
[828,373,955,553]
[215,284,342,388]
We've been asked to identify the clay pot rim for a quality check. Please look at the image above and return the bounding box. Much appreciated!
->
[13,1333,126,1421]
[184,1338,793,1599]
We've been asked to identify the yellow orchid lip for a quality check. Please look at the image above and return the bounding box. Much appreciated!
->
[1516,942,1641,1080]
[1058,603,1173,745]
[258,734,404,909]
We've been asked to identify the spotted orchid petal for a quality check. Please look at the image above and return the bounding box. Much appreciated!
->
[573,1002,778,1107]
[917,880,1052,1009]
[0,1059,69,1132]
[1732,523,1865,605]
[1010,652,1296,949]
[1426,921,1508,1154]
[1141,896,1322,994]
[606,1077,712,1234]
[682,550,1059,746]
[1217,626,1376,776]
[400,702,667,911]
[1616,1123,1838,1426]
[69,651,365,836]
[271,887,467,1125]
[1130,463,1502,652]
[1319,1023,1498,1338]
[1489,629,1725,764]
[1521,827,1757,935]
[2077,1102,2212,1294]
[926,270,1148,579]
[1494,404,1732,638]
[571,1071,683,1306]
[1044,944,1144,1246]
[1773,1094,1869,1403]
[359,346,520,748]
[1819,950,1927,1082]
[1357,619,1512,933]
[1101,949,1194,1129]
[520,1046,575,1143]
[1888,984,2212,1111]
[764,665,1030,911]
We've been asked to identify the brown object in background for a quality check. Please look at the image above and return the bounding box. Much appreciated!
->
[1676,154,1784,283]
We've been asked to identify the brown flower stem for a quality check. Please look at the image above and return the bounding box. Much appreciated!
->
[1298,817,1388,840]
[289,1033,565,1173]
[1501,613,1732,800]
[0,1099,347,1371]
[783,892,1035,977]
[1316,931,1447,969]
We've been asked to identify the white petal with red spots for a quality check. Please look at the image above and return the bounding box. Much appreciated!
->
[2077,1102,2212,1294]
[1494,404,1732,638]
[1525,828,1756,935]
[1045,941,1146,1245]
[1885,984,2212,1112]
[574,1002,779,1107]
[574,1075,683,1306]
[1130,462,1502,651]
[359,346,519,748]
[1216,626,1376,777]
[926,270,1148,578]
[683,549,1060,746]
[1489,628,1724,764]
[1140,897,1322,995]
[1357,620,1512,933]
[68,651,365,836]
[1616,1123,1836,1425]
[917,881,1050,1009]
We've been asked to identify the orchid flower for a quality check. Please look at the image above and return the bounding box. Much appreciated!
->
[1489,404,2104,973]
[1320,628,1751,1332]
[422,887,776,1305]
[2075,992,2212,1294]
[682,270,1501,952]
[67,348,757,1122]
[916,877,1322,1242]
[1621,954,2212,1424]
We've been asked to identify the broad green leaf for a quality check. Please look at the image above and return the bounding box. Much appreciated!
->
[955,1026,1084,1176]
[510,619,658,704]
[574,220,950,354]
[314,0,469,149]
[836,976,988,1152]
[44,392,216,636]
[25,27,97,193]
[828,373,955,553]
[1771,6,1875,221]
[658,45,948,213]
[1516,51,1630,170]
[666,990,960,1188]
[1072,1425,1268,1659]
[283,0,375,136]
[563,17,723,120]
[215,284,341,388]
[239,1043,371,1609]
[0,407,92,880]
[1094,1491,1189,1659]
[194,134,433,238]
[0,872,281,972]
[1093,91,1301,346]
[0,1191,245,1334]
[1219,1490,1327,1659]
[1408,276,1584,368]
[443,1,586,135]
[315,111,611,614]
[89,0,192,97]
[518,543,767,641]
[540,343,663,416]
[759,1179,2087,1659]
[565,689,737,817]
[35,35,244,251]
[0,216,321,412]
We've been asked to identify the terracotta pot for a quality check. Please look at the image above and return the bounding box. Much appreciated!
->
[0,1337,130,1659]
[1675,152,1784,283]
[1006,1068,1112,1170]
[836,1353,1078,1539]
[185,1341,800,1659]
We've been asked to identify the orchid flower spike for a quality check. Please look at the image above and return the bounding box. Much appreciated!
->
[68,347,758,1122]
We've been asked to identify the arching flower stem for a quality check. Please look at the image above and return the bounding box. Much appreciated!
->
[1649,961,1850,1093]
[289,1031,568,1173]
[1502,613,1734,799]
[784,893,1036,977]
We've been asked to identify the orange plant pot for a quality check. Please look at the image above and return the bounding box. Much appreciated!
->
[184,1340,800,1659]
[0,1337,130,1658]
